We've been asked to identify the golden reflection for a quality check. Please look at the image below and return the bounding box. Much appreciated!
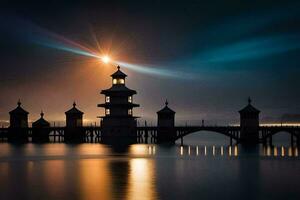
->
[180,146,183,156]
[26,161,35,186]
[288,147,293,157]
[76,144,110,156]
[0,144,12,157]
[221,146,224,156]
[130,144,149,155]
[79,159,112,200]
[196,146,199,155]
[295,147,298,157]
[281,146,285,157]
[212,146,215,156]
[127,159,157,200]
[25,143,36,156]
[273,146,278,157]
[229,146,232,156]
[43,143,68,156]
[147,146,156,155]
[204,146,207,156]
[234,145,238,156]
[42,160,67,197]
[188,146,191,155]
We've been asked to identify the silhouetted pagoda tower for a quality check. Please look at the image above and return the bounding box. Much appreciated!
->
[239,97,260,143]
[65,102,84,142]
[32,111,50,142]
[65,102,83,127]
[156,100,176,143]
[8,100,29,142]
[98,66,139,144]
[9,100,29,128]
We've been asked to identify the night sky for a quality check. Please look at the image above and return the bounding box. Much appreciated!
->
[0,0,300,126]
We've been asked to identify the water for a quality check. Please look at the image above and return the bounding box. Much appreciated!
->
[0,132,299,200]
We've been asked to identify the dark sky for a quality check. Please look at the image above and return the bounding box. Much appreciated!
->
[0,0,300,125]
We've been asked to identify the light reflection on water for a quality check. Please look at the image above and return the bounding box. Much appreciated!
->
[0,142,299,200]
[127,158,157,200]
[0,143,298,159]
[177,145,298,157]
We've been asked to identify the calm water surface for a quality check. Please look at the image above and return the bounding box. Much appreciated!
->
[0,132,299,200]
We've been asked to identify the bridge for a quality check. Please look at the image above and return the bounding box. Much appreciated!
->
[1,125,299,146]
[137,125,300,146]
[0,127,102,143]
[259,126,300,146]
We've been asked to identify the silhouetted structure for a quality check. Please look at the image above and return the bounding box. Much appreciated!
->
[65,102,84,142]
[156,100,176,143]
[8,100,29,142]
[239,97,260,143]
[98,66,139,144]
[32,111,50,142]
[9,100,29,128]
[0,69,299,146]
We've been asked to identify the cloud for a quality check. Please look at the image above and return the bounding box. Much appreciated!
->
[196,35,300,63]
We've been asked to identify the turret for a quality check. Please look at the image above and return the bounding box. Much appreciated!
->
[239,97,260,143]
[9,100,29,128]
[65,102,83,128]
[65,102,84,142]
[157,99,175,127]
[8,100,29,142]
[32,111,50,128]
[32,111,50,142]
[156,100,176,143]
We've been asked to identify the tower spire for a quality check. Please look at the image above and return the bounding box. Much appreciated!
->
[248,97,252,105]
[73,101,76,107]
[17,99,21,107]
[165,99,169,106]
[40,110,44,118]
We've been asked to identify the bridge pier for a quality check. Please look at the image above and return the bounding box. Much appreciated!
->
[92,131,95,143]
[180,136,183,146]
[145,129,149,144]
[262,137,267,146]
[269,136,273,147]
[230,137,233,146]
[291,134,294,147]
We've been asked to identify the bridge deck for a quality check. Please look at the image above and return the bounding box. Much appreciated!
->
[0,126,299,144]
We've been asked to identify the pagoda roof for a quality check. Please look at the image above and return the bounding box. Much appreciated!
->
[157,100,175,114]
[9,100,29,115]
[32,112,50,127]
[111,66,127,78]
[101,85,137,94]
[65,102,84,115]
[239,97,260,113]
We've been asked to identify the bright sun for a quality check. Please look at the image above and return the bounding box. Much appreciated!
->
[101,55,110,63]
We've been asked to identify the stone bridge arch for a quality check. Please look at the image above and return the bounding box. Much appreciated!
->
[260,127,300,146]
[174,126,240,145]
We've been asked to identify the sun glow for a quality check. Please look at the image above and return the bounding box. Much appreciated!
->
[101,55,110,63]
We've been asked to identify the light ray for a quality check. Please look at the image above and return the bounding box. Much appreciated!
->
[114,61,195,79]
